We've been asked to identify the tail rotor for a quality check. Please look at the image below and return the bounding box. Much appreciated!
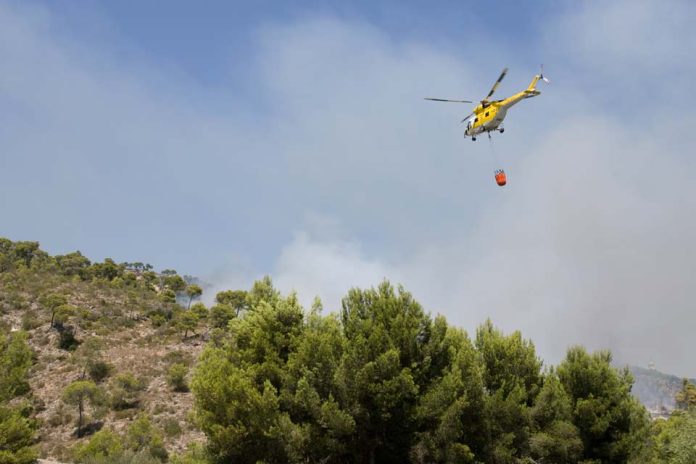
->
[540,64,550,84]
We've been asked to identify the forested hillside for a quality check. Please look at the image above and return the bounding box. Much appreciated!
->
[630,365,696,416]
[1,238,695,464]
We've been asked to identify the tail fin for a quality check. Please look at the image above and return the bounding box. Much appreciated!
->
[526,66,549,93]
[526,75,541,92]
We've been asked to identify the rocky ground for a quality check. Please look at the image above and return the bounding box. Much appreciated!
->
[4,304,207,462]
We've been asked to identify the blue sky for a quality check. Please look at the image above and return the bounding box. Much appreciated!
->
[1,0,695,375]
[44,0,549,83]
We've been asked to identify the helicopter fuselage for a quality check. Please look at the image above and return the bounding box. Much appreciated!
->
[464,103,507,136]
[464,75,542,138]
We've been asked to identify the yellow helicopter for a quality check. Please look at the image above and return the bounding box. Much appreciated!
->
[425,66,549,141]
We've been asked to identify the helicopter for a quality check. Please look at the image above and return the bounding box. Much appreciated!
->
[425,66,549,141]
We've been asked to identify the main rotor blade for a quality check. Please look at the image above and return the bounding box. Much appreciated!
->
[424,98,473,103]
[483,67,508,101]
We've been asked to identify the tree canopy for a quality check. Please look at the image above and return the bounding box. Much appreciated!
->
[191,279,652,464]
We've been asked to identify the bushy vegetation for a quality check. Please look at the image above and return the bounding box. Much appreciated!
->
[1,237,204,460]
[190,280,654,464]
[0,328,37,463]
[0,330,33,401]
[166,364,189,392]
[109,372,146,410]
[73,415,167,463]
[0,404,37,464]
[0,238,201,330]
[1,237,694,463]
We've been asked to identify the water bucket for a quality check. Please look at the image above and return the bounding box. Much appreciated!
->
[494,169,507,187]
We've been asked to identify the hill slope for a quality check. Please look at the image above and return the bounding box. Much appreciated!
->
[630,365,696,416]
[0,239,207,461]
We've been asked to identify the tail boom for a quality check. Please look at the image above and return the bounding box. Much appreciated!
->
[500,74,542,108]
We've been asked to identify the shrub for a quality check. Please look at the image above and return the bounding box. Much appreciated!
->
[80,450,164,464]
[47,403,74,427]
[160,417,182,437]
[88,361,113,382]
[20,311,41,331]
[166,364,189,392]
[126,414,168,462]
[0,330,33,401]
[149,314,166,328]
[73,428,122,463]
[58,327,80,351]
[109,373,145,410]
[0,404,38,464]
[170,443,209,464]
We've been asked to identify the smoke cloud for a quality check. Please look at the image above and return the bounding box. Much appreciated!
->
[1,1,694,376]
